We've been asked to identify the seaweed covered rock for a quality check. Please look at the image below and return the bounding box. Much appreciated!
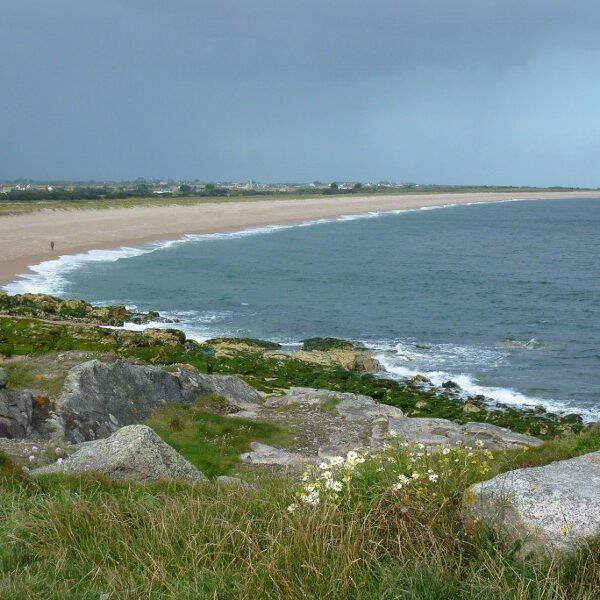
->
[32,425,207,483]
[291,349,380,373]
[464,451,600,553]
[0,292,158,326]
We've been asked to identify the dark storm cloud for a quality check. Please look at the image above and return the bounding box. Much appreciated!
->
[1,1,600,185]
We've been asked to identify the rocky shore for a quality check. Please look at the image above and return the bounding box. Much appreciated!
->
[1,294,599,560]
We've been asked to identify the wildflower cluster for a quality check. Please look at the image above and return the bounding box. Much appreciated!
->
[20,444,66,472]
[287,450,366,512]
[288,432,500,512]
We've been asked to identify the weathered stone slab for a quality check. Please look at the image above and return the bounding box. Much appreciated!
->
[387,417,541,450]
[240,442,311,467]
[268,387,404,420]
[464,451,600,553]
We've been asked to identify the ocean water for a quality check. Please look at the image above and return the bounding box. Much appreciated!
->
[5,198,600,420]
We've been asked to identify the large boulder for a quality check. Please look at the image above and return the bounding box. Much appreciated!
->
[387,417,542,451]
[55,359,187,442]
[32,425,207,484]
[52,359,263,442]
[464,451,600,553]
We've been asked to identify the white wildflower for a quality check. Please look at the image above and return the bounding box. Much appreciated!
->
[428,473,439,483]
[57,457,64,465]
[304,491,320,506]
[389,429,399,438]
[442,447,451,455]
[330,456,344,466]
[346,450,358,462]
[28,455,36,462]
[330,481,343,492]
[318,462,330,470]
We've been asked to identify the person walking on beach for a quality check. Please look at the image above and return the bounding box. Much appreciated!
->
[50,240,55,251]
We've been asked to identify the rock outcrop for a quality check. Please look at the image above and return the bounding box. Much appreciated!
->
[386,417,542,451]
[290,349,380,373]
[0,387,34,439]
[464,451,600,553]
[245,387,541,468]
[32,425,207,484]
[50,359,263,442]
[0,366,38,439]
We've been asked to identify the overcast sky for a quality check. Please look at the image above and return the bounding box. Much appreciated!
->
[2,1,600,186]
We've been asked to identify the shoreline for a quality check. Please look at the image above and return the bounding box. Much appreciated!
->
[0,190,596,287]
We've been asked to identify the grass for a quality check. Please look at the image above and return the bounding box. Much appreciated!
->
[1,427,599,598]
[2,362,67,397]
[145,395,293,478]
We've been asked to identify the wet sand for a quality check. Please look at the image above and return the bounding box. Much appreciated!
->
[0,191,595,288]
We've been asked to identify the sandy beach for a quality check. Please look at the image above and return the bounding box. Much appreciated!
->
[0,190,596,288]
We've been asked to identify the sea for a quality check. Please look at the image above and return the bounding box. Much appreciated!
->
[4,198,600,421]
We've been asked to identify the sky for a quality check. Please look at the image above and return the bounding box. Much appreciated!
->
[1,0,600,186]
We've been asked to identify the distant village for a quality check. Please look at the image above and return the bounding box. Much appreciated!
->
[0,179,426,202]
[0,179,583,202]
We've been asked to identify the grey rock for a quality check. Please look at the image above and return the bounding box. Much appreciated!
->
[216,475,255,491]
[464,451,600,553]
[56,359,186,442]
[270,387,404,420]
[54,359,263,442]
[0,388,33,438]
[175,366,263,412]
[240,442,311,467]
[0,367,8,389]
[387,417,541,451]
[32,425,207,484]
